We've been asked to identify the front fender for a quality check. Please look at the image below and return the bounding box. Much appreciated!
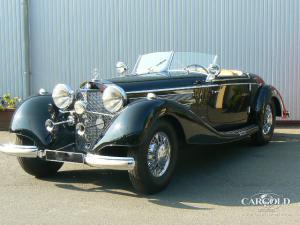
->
[92,99,165,151]
[92,98,230,152]
[10,95,74,148]
[10,95,53,147]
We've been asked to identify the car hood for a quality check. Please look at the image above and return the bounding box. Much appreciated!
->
[105,73,206,93]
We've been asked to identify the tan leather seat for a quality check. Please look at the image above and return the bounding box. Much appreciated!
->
[219,69,243,77]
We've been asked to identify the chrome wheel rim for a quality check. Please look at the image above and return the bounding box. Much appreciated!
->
[147,132,171,177]
[262,104,273,135]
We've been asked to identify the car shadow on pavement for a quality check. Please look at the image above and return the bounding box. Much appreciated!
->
[43,133,300,210]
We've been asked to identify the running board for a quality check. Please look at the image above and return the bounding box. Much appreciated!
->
[218,124,259,138]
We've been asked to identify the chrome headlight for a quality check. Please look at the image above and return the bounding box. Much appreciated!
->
[102,85,127,113]
[52,84,74,109]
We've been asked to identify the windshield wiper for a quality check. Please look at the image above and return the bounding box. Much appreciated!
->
[146,59,167,72]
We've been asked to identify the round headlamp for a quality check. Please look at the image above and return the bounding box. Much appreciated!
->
[102,85,127,113]
[52,84,74,109]
[74,101,86,115]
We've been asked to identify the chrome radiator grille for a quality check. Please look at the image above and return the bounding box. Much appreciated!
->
[75,90,113,152]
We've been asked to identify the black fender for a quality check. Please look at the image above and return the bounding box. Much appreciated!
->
[93,98,240,153]
[254,85,288,118]
[10,95,74,148]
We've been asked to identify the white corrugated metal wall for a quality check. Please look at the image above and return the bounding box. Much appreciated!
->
[1,0,300,120]
[0,0,24,97]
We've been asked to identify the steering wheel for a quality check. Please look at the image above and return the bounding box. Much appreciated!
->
[184,64,209,74]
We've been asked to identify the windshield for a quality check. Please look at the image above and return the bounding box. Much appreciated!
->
[133,52,173,75]
[132,52,217,75]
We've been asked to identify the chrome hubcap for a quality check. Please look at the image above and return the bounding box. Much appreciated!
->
[147,132,171,177]
[262,104,273,135]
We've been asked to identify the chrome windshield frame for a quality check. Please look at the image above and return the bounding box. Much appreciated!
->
[131,51,217,76]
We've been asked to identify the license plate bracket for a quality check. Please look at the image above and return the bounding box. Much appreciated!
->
[45,150,84,164]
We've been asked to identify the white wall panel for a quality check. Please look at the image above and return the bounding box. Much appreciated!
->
[0,0,24,97]
[1,0,299,119]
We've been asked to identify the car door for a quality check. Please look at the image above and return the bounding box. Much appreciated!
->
[163,73,210,122]
[190,83,210,121]
[206,76,251,131]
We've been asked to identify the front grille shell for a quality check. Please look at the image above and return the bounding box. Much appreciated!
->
[75,90,114,152]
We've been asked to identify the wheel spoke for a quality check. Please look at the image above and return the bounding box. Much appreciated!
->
[262,104,273,135]
[147,131,171,177]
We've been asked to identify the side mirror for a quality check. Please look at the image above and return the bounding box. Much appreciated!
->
[116,62,128,76]
[206,64,221,81]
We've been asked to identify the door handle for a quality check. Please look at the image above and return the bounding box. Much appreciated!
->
[211,90,220,94]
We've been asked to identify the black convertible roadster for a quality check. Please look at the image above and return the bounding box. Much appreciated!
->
[0,52,289,193]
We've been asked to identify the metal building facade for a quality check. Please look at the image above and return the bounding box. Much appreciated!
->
[1,0,300,120]
[0,0,25,98]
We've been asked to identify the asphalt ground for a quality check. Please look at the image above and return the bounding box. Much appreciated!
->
[0,127,299,225]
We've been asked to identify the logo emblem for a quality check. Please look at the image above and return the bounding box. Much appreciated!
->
[96,117,105,130]
[241,192,291,211]
[91,68,100,81]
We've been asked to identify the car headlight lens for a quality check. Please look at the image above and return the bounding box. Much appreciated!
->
[52,84,74,109]
[102,85,126,113]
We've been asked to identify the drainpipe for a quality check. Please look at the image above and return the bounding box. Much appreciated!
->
[21,0,30,97]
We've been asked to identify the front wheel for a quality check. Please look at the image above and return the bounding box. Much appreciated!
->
[128,120,178,194]
[251,101,276,145]
[16,136,63,178]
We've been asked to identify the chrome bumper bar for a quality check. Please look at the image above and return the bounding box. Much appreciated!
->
[85,154,135,170]
[0,144,135,171]
[0,144,38,158]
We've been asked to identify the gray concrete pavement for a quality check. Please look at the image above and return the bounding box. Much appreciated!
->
[0,128,299,225]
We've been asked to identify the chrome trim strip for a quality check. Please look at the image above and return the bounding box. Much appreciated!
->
[212,77,250,81]
[219,125,259,137]
[130,92,195,101]
[158,92,194,96]
[126,85,217,94]
[126,83,258,94]
[86,110,115,117]
[132,54,141,74]
[167,51,175,71]
[0,144,38,158]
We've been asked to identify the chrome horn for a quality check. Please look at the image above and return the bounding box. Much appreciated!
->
[45,116,75,133]
[76,123,85,136]
[45,119,55,132]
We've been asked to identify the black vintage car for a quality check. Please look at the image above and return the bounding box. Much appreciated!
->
[0,52,289,193]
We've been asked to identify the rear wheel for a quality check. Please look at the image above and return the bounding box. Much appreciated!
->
[128,120,178,194]
[16,136,63,178]
[251,101,276,145]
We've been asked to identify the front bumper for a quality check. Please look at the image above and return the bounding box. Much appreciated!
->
[0,144,135,171]
[0,144,38,158]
